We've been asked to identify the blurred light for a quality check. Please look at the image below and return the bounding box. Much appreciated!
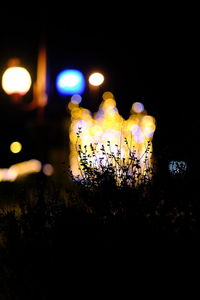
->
[132,102,144,113]
[88,72,104,86]
[68,93,156,183]
[71,94,82,104]
[0,168,17,182]
[9,160,41,177]
[0,159,42,182]
[168,160,187,176]
[7,58,21,67]
[2,67,32,96]
[10,141,22,154]
[94,109,104,120]
[131,124,140,134]
[34,45,48,108]
[43,164,54,176]
[141,115,156,138]
[56,69,85,95]
[102,91,114,100]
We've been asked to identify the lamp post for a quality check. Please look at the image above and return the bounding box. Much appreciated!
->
[2,64,32,102]
[1,42,48,122]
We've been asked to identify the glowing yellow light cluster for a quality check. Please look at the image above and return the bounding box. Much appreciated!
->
[0,160,42,182]
[68,93,156,182]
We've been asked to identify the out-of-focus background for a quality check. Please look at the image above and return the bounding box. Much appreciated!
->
[0,6,197,185]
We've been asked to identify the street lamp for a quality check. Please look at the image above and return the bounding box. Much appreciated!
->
[2,66,32,101]
[88,72,104,86]
[1,43,48,114]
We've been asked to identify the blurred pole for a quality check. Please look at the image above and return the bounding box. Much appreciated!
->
[23,42,48,123]
[34,42,48,123]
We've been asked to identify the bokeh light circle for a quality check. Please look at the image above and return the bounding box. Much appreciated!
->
[102,91,114,100]
[43,164,54,176]
[56,69,85,95]
[132,102,144,113]
[10,141,22,154]
[71,94,82,104]
[88,72,104,86]
[2,67,32,96]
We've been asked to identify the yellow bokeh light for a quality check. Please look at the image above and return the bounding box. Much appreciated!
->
[2,67,32,96]
[0,159,42,182]
[9,160,41,177]
[102,91,114,100]
[68,93,156,183]
[88,72,104,86]
[10,141,22,154]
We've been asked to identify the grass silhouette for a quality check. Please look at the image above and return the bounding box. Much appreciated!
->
[0,140,198,299]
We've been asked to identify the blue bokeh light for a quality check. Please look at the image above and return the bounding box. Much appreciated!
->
[56,69,85,95]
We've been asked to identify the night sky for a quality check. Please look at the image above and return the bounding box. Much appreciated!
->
[0,6,197,168]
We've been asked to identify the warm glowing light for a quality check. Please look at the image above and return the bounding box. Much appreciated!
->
[0,169,17,182]
[34,45,48,108]
[10,141,22,154]
[132,102,144,113]
[43,164,54,176]
[2,67,32,96]
[68,94,156,184]
[102,91,114,100]
[56,69,85,95]
[88,72,104,86]
[0,159,42,182]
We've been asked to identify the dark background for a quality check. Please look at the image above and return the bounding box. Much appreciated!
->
[0,6,197,168]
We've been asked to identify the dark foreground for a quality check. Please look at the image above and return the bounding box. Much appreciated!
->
[0,169,199,299]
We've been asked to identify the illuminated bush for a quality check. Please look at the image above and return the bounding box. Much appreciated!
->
[72,128,153,189]
[68,92,156,186]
